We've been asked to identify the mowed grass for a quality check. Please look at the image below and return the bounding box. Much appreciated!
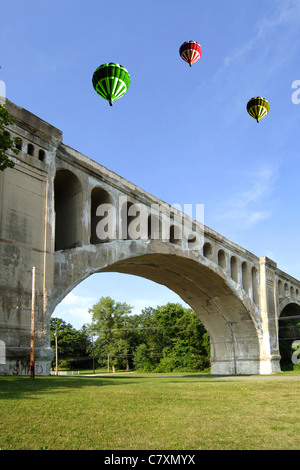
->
[1,373,300,450]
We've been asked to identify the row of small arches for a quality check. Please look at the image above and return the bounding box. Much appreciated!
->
[54,169,261,305]
[3,131,46,162]
[54,170,200,251]
[278,280,299,299]
[54,170,300,306]
[203,242,259,303]
[203,241,300,302]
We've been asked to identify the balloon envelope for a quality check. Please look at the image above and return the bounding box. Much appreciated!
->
[247,97,270,123]
[179,41,202,66]
[92,63,131,106]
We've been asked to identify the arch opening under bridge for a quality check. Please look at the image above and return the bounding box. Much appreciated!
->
[53,241,263,375]
[279,302,300,370]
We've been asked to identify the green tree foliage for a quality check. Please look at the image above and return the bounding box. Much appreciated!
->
[131,306,163,370]
[88,296,135,371]
[133,343,155,372]
[0,104,21,170]
[88,298,210,373]
[149,303,210,372]
[50,317,89,369]
[51,298,211,373]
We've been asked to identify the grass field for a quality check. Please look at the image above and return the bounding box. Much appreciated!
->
[1,372,300,450]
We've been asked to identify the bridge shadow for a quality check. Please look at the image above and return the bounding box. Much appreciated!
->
[2,372,291,399]
[0,375,141,400]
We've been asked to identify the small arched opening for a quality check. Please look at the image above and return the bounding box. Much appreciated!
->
[242,261,251,296]
[230,256,238,283]
[218,250,226,269]
[251,267,259,305]
[120,200,149,240]
[54,169,83,250]
[203,242,213,260]
[170,224,182,246]
[27,143,34,156]
[16,138,22,151]
[90,187,113,244]
[38,149,46,162]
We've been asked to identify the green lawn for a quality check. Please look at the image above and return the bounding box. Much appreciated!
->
[1,373,300,450]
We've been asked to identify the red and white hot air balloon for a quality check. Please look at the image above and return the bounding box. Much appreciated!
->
[179,41,202,67]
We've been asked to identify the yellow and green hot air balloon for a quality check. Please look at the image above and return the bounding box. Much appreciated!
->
[92,63,131,106]
[247,97,270,123]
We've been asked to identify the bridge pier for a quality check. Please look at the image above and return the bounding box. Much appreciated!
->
[208,255,282,376]
[258,256,282,374]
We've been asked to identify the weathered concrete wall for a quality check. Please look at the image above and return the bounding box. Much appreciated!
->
[1,98,300,375]
[0,98,61,375]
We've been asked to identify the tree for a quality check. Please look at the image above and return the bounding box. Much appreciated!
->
[88,296,134,372]
[152,303,210,372]
[131,307,163,369]
[133,303,210,372]
[133,343,155,372]
[50,317,89,369]
[0,104,21,171]
[86,298,211,373]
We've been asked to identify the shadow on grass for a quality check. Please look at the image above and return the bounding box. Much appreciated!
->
[0,375,140,400]
[0,373,232,399]
[1,371,298,400]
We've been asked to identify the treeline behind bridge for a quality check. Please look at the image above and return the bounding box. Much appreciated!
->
[50,297,211,373]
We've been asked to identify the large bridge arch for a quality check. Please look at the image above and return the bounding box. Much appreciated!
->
[52,240,263,375]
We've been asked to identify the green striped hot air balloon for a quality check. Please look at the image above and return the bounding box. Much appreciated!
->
[92,63,131,106]
[247,97,270,123]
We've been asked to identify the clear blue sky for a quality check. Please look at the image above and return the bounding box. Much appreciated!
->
[2,0,300,328]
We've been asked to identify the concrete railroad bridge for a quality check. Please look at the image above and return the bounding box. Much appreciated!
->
[1,98,300,376]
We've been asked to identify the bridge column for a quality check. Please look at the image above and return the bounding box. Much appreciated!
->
[258,256,281,373]
[0,164,55,376]
[81,177,91,246]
